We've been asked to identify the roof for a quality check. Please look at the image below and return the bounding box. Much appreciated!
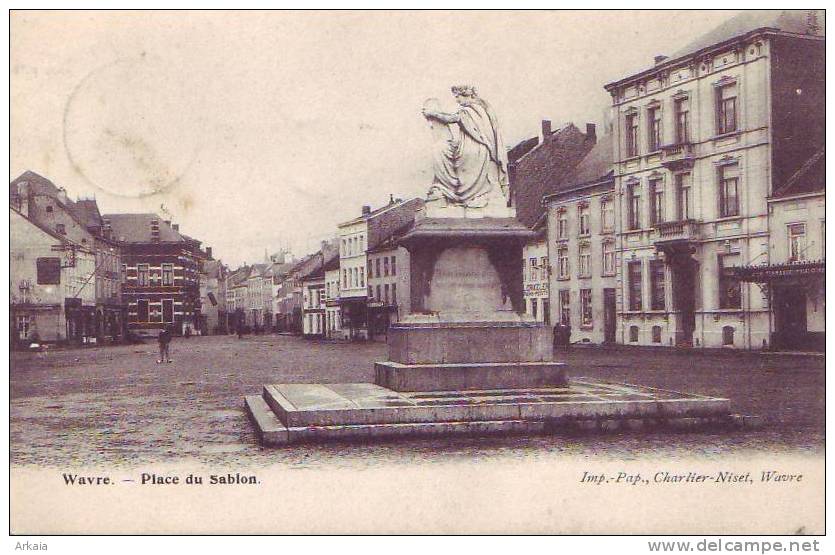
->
[509,123,596,228]
[71,199,103,229]
[563,133,614,189]
[671,10,824,61]
[606,10,824,89]
[102,213,187,243]
[772,149,825,199]
[10,205,68,244]
[337,197,423,228]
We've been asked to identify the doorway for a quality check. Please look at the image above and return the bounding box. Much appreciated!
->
[774,286,807,350]
[603,288,616,343]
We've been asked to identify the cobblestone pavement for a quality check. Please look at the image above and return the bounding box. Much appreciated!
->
[10,334,823,467]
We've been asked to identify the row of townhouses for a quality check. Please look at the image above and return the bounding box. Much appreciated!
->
[516,10,824,351]
[10,171,223,346]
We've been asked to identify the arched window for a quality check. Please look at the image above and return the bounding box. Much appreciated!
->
[652,325,662,343]
[629,325,639,343]
[722,326,735,346]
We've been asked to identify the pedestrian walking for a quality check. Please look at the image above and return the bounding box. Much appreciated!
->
[237,323,243,340]
[157,327,172,363]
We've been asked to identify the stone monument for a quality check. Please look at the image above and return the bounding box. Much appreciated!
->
[243,86,732,445]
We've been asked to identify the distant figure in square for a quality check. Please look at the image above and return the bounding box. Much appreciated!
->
[157,327,172,364]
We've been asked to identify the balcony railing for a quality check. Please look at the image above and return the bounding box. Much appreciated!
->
[654,219,700,241]
[660,142,694,168]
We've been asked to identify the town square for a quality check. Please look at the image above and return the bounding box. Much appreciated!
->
[9,9,826,536]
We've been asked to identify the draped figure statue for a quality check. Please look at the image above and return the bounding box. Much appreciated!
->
[421,86,509,209]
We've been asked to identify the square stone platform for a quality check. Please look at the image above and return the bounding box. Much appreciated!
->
[245,378,732,446]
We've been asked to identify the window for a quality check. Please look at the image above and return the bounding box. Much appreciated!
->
[676,173,692,220]
[557,209,568,239]
[531,298,538,319]
[580,289,593,327]
[652,325,662,343]
[162,263,174,286]
[383,257,389,276]
[557,247,569,279]
[629,325,639,343]
[719,163,740,217]
[341,239,346,256]
[368,260,374,278]
[650,260,666,310]
[137,264,149,287]
[45,205,53,214]
[16,314,31,339]
[359,235,364,252]
[368,286,373,299]
[121,264,127,282]
[675,97,690,143]
[36,257,61,285]
[716,82,738,135]
[647,105,662,152]
[391,283,397,303]
[578,244,591,278]
[625,112,639,157]
[384,284,390,304]
[578,203,590,235]
[529,257,538,281]
[627,181,641,230]
[56,223,66,235]
[540,256,548,280]
[342,269,347,288]
[718,254,741,309]
[628,261,643,311]
[649,178,665,225]
[558,290,570,326]
[722,326,735,346]
[137,300,149,322]
[375,258,381,278]
[601,198,614,232]
[376,284,382,301]
[602,241,616,276]
[391,256,396,276]
[788,223,806,262]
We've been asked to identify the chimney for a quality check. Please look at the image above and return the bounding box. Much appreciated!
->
[654,55,668,65]
[56,187,69,204]
[362,205,371,216]
[172,223,179,231]
[541,119,552,138]
[586,123,597,143]
[206,246,213,259]
[389,194,395,205]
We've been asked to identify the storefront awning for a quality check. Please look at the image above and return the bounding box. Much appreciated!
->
[731,260,825,283]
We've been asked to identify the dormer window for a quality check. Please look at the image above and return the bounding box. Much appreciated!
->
[56,223,66,235]
[45,205,53,214]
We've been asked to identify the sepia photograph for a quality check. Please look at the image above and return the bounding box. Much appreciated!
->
[8,8,826,539]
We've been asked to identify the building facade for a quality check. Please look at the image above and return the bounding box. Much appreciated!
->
[522,231,549,324]
[544,134,617,344]
[366,240,410,340]
[11,207,97,345]
[106,214,204,337]
[603,10,824,349]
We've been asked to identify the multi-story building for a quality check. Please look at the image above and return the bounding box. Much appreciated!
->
[106,214,204,337]
[200,252,226,334]
[544,134,617,343]
[509,121,599,324]
[224,266,249,333]
[336,197,423,340]
[11,207,96,345]
[734,148,824,351]
[603,10,824,349]
[323,254,342,339]
[301,242,339,338]
[366,235,410,340]
[10,171,125,342]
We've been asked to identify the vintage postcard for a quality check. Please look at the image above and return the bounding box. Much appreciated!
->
[9,9,825,538]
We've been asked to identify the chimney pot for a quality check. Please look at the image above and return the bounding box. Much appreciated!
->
[362,205,371,215]
[206,246,213,259]
[172,223,179,231]
[541,119,552,138]
[586,123,597,142]
[654,55,668,65]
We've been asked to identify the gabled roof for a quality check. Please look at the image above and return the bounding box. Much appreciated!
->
[103,213,187,243]
[771,149,825,199]
[561,133,615,190]
[337,197,423,228]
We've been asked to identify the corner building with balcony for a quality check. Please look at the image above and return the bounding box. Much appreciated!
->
[603,10,824,349]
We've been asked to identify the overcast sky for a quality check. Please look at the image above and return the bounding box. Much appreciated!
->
[11,10,740,266]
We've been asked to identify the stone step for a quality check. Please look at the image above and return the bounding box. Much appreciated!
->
[261,381,731,429]
[244,395,289,446]
[374,361,568,392]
